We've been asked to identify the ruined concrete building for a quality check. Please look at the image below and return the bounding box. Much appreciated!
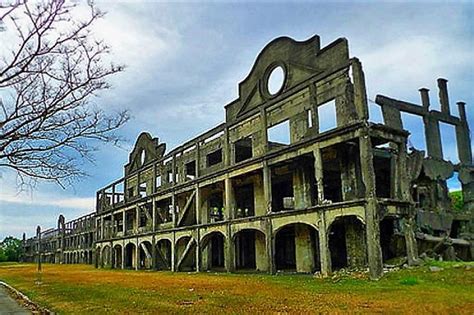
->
[22,35,473,279]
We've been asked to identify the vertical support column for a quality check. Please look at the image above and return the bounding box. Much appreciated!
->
[404,216,419,266]
[195,229,201,272]
[135,240,139,271]
[171,232,176,272]
[260,107,269,153]
[265,219,275,274]
[352,58,369,121]
[263,161,272,213]
[313,146,325,203]
[135,206,140,233]
[456,102,473,165]
[171,193,176,227]
[359,133,383,279]
[152,199,156,232]
[424,116,443,159]
[223,128,231,166]
[318,213,330,276]
[195,185,202,224]
[152,236,157,271]
[419,88,430,110]
[224,176,235,220]
[225,224,234,272]
[295,224,315,272]
[121,242,125,269]
[438,78,450,114]
[195,141,201,177]
[122,211,126,234]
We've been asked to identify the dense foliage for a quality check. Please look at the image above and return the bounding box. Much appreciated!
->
[0,236,21,262]
[450,190,463,212]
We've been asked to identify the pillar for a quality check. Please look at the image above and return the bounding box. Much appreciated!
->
[224,176,235,219]
[404,216,419,266]
[359,134,383,279]
[295,224,315,272]
[318,214,331,276]
[225,224,234,272]
[263,161,272,213]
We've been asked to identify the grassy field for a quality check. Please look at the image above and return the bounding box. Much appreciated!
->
[0,261,473,314]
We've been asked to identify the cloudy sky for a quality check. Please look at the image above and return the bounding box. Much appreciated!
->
[0,0,473,239]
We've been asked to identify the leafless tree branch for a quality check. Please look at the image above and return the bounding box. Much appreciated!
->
[0,0,129,188]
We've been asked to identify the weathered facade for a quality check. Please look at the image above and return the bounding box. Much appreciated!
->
[22,35,473,279]
[22,213,95,265]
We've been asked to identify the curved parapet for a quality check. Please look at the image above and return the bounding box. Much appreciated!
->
[226,35,351,123]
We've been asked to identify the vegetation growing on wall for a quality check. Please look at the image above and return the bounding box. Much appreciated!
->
[450,191,463,211]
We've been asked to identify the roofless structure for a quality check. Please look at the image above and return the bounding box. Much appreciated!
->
[22,35,473,279]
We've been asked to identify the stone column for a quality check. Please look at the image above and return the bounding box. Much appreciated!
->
[295,224,315,272]
[224,176,235,220]
[195,229,201,272]
[263,161,272,213]
[318,213,331,276]
[225,224,234,272]
[313,147,325,203]
[265,219,274,274]
[359,134,383,279]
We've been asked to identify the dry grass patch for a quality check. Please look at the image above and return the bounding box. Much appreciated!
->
[0,262,472,314]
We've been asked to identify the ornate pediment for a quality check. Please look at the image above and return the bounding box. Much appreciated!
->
[124,132,166,175]
[225,35,350,123]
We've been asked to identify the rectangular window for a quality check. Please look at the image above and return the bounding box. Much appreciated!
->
[156,175,162,188]
[318,99,337,132]
[234,136,253,163]
[207,149,222,167]
[267,119,290,149]
[185,160,196,180]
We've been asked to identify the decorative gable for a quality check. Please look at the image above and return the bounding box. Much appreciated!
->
[124,132,166,175]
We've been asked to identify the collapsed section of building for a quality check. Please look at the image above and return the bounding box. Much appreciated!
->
[22,35,473,279]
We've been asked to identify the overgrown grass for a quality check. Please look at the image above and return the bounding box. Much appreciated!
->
[0,262,473,314]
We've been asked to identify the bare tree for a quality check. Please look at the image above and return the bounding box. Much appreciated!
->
[0,0,129,187]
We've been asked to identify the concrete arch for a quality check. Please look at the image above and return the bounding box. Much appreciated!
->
[326,214,366,231]
[156,239,172,270]
[124,243,137,269]
[113,244,123,269]
[231,228,266,241]
[327,215,367,271]
[201,231,226,271]
[138,241,153,270]
[273,220,319,235]
[233,229,267,272]
[102,245,112,267]
[274,222,320,273]
[175,235,196,272]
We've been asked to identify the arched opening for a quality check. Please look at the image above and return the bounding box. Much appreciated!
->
[234,229,267,272]
[84,251,88,264]
[201,232,225,271]
[88,250,93,264]
[113,245,123,269]
[139,241,153,270]
[156,239,172,270]
[102,246,111,267]
[124,243,136,269]
[380,217,406,263]
[275,223,320,273]
[328,216,367,271]
[175,236,196,271]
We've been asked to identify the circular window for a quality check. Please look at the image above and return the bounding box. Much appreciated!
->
[267,66,285,96]
[140,149,146,165]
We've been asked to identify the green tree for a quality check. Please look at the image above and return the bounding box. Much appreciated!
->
[0,236,22,262]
